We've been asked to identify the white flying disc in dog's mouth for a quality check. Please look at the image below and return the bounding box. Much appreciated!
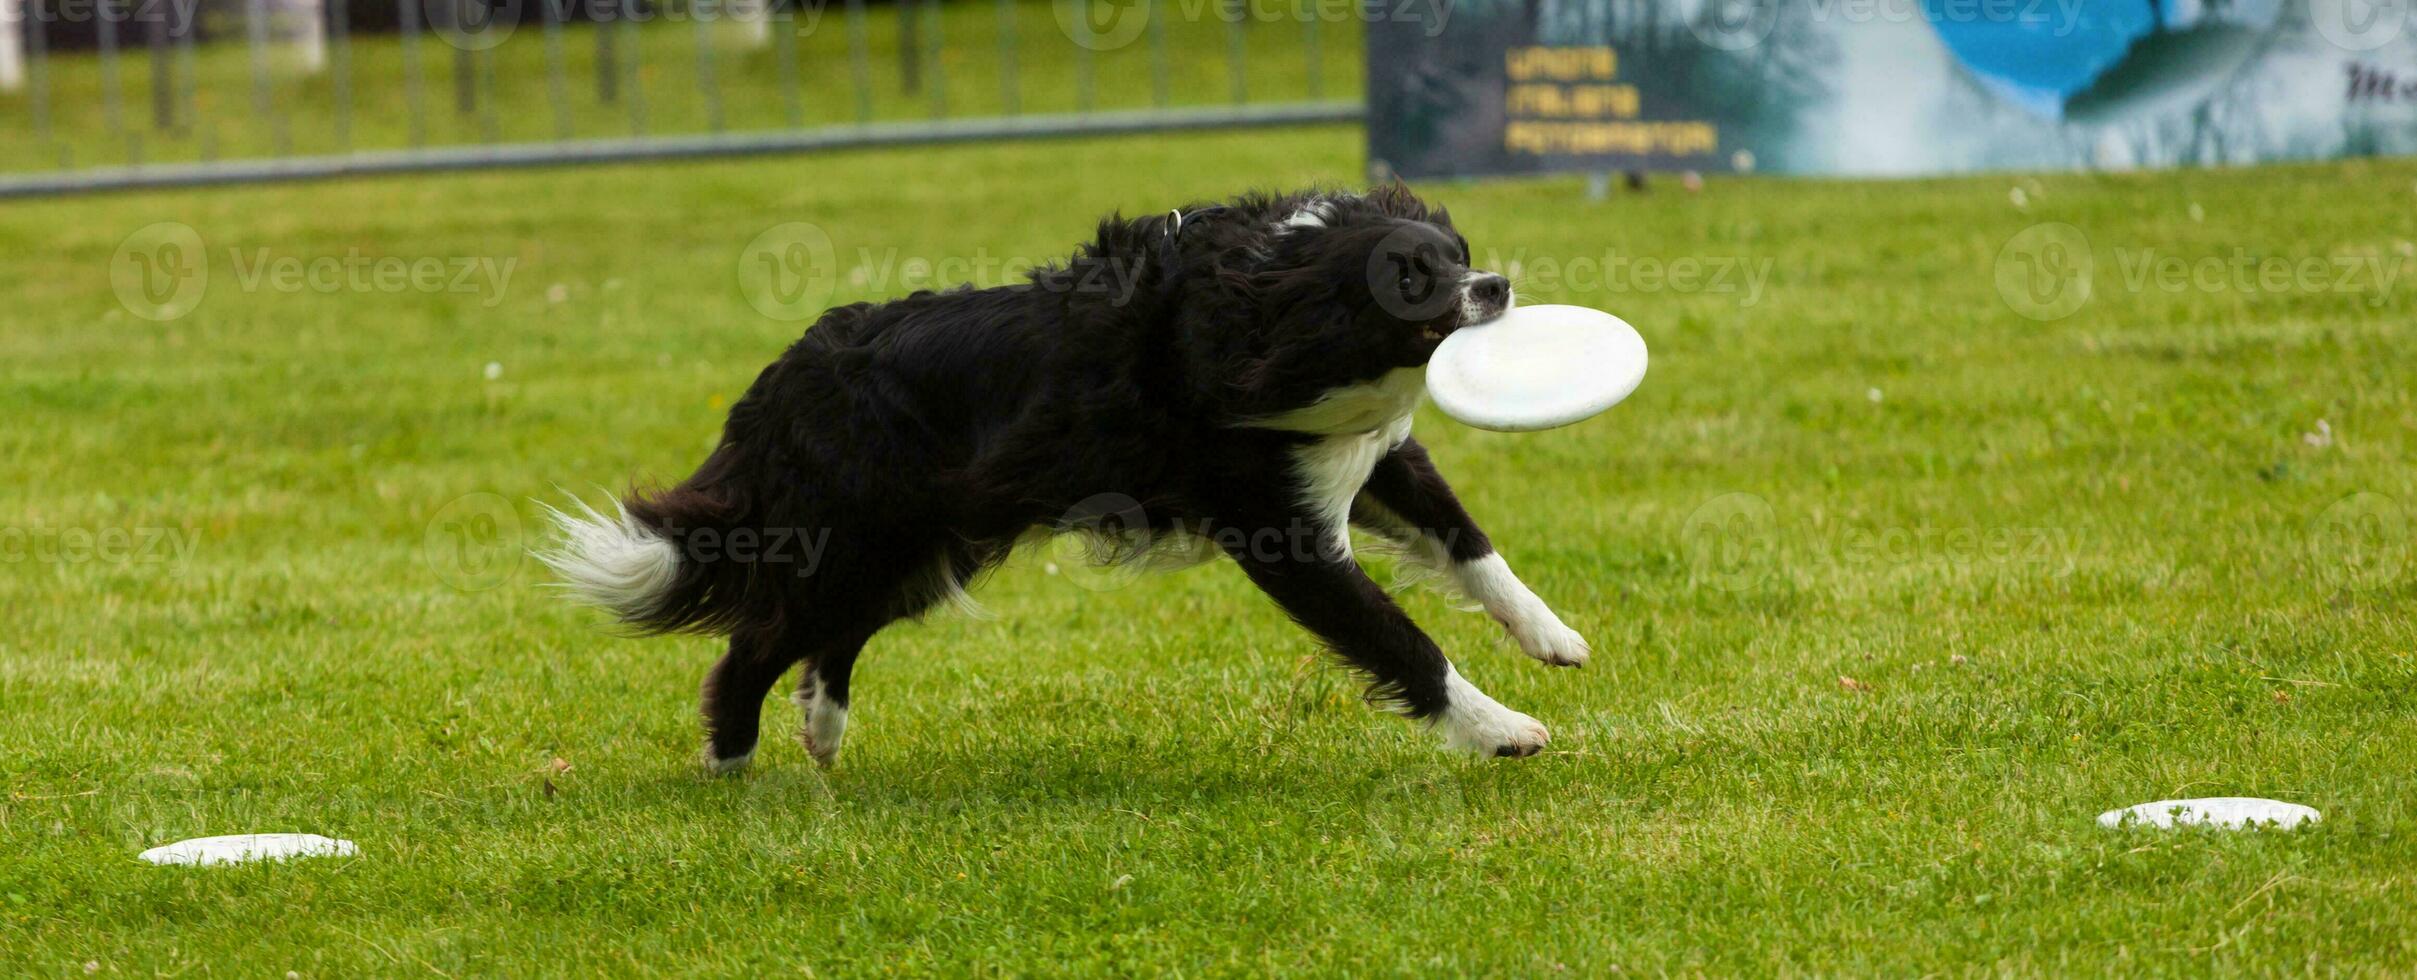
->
[1426,304,1648,432]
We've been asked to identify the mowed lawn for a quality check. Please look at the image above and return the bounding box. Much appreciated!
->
[3,128,2415,974]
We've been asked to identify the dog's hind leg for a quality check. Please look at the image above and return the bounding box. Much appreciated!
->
[701,625,805,774]
[792,541,992,767]
[795,627,875,767]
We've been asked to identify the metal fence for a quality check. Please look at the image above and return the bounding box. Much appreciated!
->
[0,0,1366,196]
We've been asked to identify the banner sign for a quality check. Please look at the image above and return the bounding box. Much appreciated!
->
[1366,0,2417,178]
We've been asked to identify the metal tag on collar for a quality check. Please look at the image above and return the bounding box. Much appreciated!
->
[1167,205,1228,248]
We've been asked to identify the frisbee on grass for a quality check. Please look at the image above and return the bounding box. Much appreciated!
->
[1427,304,1648,432]
[2097,798,2319,831]
[138,834,357,866]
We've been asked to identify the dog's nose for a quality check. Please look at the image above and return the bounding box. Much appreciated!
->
[1468,273,1510,307]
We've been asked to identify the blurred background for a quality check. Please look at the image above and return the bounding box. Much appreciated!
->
[0,0,1362,187]
[4,0,2414,190]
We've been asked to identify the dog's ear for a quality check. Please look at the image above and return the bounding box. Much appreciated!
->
[1364,180,1435,222]
[1085,210,1176,264]
[1064,210,1193,305]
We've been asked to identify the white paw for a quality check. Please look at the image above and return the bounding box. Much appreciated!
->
[796,679,848,768]
[702,747,753,775]
[1453,554,1589,667]
[1431,666,1552,758]
[1511,618,1591,668]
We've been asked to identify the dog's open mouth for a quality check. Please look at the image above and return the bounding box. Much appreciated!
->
[1421,309,1506,344]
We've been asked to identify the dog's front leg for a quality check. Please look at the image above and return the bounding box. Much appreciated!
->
[1350,438,1591,667]
[1215,516,1549,758]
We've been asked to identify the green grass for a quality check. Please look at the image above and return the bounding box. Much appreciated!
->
[1,0,1360,173]
[4,127,2417,974]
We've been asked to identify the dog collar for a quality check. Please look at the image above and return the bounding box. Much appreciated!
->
[1166,205,1228,248]
[1160,205,1230,278]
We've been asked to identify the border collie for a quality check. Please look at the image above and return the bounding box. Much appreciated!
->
[542,184,1590,772]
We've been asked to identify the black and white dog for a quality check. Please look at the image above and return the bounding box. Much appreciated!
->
[543,185,1590,771]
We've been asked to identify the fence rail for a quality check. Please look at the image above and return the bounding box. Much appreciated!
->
[0,0,1369,195]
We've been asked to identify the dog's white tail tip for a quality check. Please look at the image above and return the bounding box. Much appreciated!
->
[534,497,680,624]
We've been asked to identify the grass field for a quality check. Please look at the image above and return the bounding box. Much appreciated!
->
[4,127,2416,974]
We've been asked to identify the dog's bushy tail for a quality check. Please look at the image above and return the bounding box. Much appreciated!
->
[537,485,746,635]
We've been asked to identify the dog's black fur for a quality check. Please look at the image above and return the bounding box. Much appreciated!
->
[547,184,1580,768]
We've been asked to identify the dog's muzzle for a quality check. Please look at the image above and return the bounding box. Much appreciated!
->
[1438,272,1513,338]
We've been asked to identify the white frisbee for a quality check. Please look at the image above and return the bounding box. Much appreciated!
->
[1427,304,1648,432]
[2097,798,2320,831]
[138,834,357,866]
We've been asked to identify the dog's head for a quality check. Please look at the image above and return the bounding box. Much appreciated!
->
[1185,185,1512,431]
[1258,187,1512,368]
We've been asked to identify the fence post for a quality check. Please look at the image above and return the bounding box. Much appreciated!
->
[475,30,497,140]
[451,1,478,117]
[0,0,23,93]
[695,0,724,132]
[898,0,919,94]
[148,0,171,131]
[776,0,801,127]
[544,0,571,139]
[623,8,646,135]
[331,0,352,148]
[1302,2,1320,100]
[731,0,769,47]
[595,0,618,104]
[247,0,293,153]
[297,0,327,70]
[846,0,871,122]
[1225,0,1246,104]
[248,0,273,115]
[176,0,197,137]
[400,0,428,146]
[1074,0,1092,112]
[924,0,943,118]
[98,0,130,160]
[25,0,48,146]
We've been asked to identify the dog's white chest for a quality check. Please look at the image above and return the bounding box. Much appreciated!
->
[1292,408,1418,556]
[1242,366,1426,557]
